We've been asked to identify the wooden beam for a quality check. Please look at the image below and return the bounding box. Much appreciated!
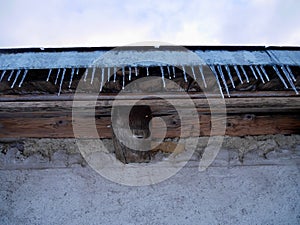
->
[0,112,299,138]
[0,91,298,102]
[0,96,299,114]
[0,93,299,138]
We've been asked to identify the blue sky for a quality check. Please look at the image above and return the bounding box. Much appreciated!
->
[0,0,299,47]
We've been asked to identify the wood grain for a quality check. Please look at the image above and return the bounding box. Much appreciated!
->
[0,112,299,138]
[0,93,299,138]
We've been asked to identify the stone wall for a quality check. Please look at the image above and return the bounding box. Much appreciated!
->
[1,135,299,170]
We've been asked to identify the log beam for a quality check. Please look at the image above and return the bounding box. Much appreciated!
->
[0,93,299,138]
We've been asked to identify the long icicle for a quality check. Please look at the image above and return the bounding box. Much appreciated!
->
[280,65,298,94]
[18,69,28,87]
[240,65,249,83]
[167,66,171,79]
[135,66,138,77]
[8,70,14,81]
[285,65,296,82]
[69,68,75,88]
[113,67,117,82]
[182,65,187,82]
[11,69,21,88]
[224,65,235,88]
[191,66,196,80]
[122,66,125,89]
[54,68,61,85]
[272,65,288,89]
[217,65,230,97]
[0,70,6,82]
[260,65,270,82]
[160,66,166,88]
[100,67,105,92]
[172,66,176,78]
[129,66,132,81]
[58,68,66,96]
[254,65,265,83]
[199,65,207,88]
[210,65,224,98]
[233,65,243,84]
[146,67,149,76]
[249,65,258,80]
[84,68,89,82]
[46,69,52,82]
[91,66,96,84]
[76,68,80,75]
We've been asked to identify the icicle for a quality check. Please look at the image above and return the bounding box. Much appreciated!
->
[210,65,224,98]
[254,65,265,83]
[191,66,196,80]
[160,66,166,88]
[122,66,125,90]
[129,66,132,81]
[217,65,230,97]
[90,66,96,84]
[281,65,294,84]
[113,67,117,82]
[46,69,52,82]
[240,65,249,83]
[100,67,105,92]
[224,65,235,88]
[18,69,28,87]
[69,68,75,88]
[11,70,21,88]
[55,68,61,85]
[285,65,296,82]
[199,65,207,88]
[8,70,14,81]
[107,67,110,82]
[182,65,187,82]
[58,68,66,96]
[249,65,258,80]
[84,68,89,82]
[272,65,288,89]
[172,66,176,78]
[103,68,105,87]
[146,67,149,76]
[0,70,6,82]
[280,65,298,94]
[76,68,79,75]
[135,66,138,77]
[260,65,270,82]
[167,66,171,79]
[233,65,243,84]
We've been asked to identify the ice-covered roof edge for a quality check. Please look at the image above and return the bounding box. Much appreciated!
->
[0,46,299,70]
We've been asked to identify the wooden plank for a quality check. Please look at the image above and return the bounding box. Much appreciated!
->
[0,97,299,113]
[0,92,299,138]
[0,112,299,138]
[0,91,298,102]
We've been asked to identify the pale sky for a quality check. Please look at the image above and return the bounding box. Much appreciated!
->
[0,0,299,47]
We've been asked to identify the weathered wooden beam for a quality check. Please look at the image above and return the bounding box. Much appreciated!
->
[0,96,299,114]
[0,112,299,138]
[0,92,299,138]
[0,91,298,102]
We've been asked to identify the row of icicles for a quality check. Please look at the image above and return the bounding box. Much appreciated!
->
[0,64,298,97]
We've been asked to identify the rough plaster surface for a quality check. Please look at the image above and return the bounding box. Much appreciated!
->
[0,135,299,225]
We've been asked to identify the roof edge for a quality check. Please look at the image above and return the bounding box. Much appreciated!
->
[1,45,300,54]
